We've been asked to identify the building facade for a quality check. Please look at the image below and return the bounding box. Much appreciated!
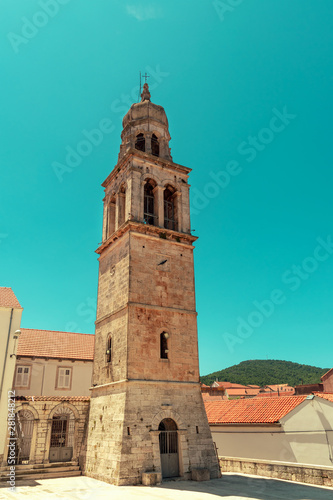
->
[1,325,93,469]
[85,83,220,485]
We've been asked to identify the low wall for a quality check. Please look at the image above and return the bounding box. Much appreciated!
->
[220,456,333,487]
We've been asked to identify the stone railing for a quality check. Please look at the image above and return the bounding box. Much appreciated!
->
[219,457,333,487]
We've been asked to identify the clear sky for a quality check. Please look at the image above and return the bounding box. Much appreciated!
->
[1,0,332,375]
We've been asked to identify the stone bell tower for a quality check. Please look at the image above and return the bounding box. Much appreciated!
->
[85,83,220,485]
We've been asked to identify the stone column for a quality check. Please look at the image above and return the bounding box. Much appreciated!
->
[102,197,109,241]
[174,191,182,232]
[115,193,126,230]
[109,202,116,236]
[153,186,165,228]
[145,133,152,155]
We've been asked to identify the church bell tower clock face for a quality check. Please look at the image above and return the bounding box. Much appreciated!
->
[85,82,220,485]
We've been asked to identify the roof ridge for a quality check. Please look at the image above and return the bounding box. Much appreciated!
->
[21,328,94,337]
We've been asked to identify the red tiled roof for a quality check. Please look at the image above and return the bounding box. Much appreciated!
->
[204,396,307,424]
[17,329,94,360]
[213,382,250,389]
[0,287,22,308]
[314,392,333,403]
[255,391,295,398]
[15,396,90,401]
[226,388,259,396]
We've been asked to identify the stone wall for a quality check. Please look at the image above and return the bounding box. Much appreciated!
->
[85,380,220,485]
[2,397,90,467]
[220,456,333,487]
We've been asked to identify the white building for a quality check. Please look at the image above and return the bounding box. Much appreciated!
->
[205,394,333,467]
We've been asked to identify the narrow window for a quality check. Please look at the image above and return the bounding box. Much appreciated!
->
[196,426,199,434]
[15,366,30,387]
[127,427,131,436]
[164,187,176,231]
[160,332,168,359]
[144,181,156,225]
[57,367,72,389]
[135,133,145,152]
[106,336,112,363]
[151,134,159,156]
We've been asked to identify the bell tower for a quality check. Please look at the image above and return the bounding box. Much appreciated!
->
[85,84,220,485]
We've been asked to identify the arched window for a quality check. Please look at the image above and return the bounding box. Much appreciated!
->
[164,186,177,231]
[49,406,75,463]
[160,332,169,359]
[14,410,34,464]
[135,133,145,152]
[106,336,112,363]
[144,180,156,225]
[151,134,159,156]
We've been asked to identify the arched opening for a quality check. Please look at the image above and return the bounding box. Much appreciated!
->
[164,186,177,231]
[135,133,145,152]
[159,418,179,478]
[160,332,168,359]
[49,406,75,462]
[14,410,34,464]
[151,134,159,156]
[144,179,157,225]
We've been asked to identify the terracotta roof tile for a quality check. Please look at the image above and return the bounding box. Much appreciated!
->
[226,388,259,396]
[204,396,307,424]
[0,287,22,308]
[15,396,90,402]
[213,382,250,389]
[17,328,94,360]
[313,392,333,403]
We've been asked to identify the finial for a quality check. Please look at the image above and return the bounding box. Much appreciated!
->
[141,82,151,102]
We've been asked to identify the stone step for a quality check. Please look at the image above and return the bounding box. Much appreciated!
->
[0,461,78,472]
[0,465,80,482]
[2,469,82,482]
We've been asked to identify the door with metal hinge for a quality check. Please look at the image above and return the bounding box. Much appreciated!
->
[159,418,179,478]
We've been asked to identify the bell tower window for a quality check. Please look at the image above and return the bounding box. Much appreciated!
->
[151,134,159,157]
[160,332,169,359]
[164,186,177,231]
[135,133,145,152]
[144,180,156,226]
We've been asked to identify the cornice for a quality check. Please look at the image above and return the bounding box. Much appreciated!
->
[96,220,197,255]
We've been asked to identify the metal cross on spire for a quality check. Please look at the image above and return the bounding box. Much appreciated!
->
[138,71,151,102]
[142,72,150,84]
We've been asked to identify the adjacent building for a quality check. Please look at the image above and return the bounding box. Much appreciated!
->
[0,288,23,465]
[1,326,93,468]
[205,394,333,467]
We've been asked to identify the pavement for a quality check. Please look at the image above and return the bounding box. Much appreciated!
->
[0,473,332,500]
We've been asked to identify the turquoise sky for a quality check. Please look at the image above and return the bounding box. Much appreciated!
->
[1,0,332,375]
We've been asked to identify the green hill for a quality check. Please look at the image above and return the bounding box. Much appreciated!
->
[200,360,329,387]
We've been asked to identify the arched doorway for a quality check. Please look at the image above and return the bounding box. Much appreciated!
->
[159,418,179,478]
[14,410,34,464]
[49,406,75,462]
